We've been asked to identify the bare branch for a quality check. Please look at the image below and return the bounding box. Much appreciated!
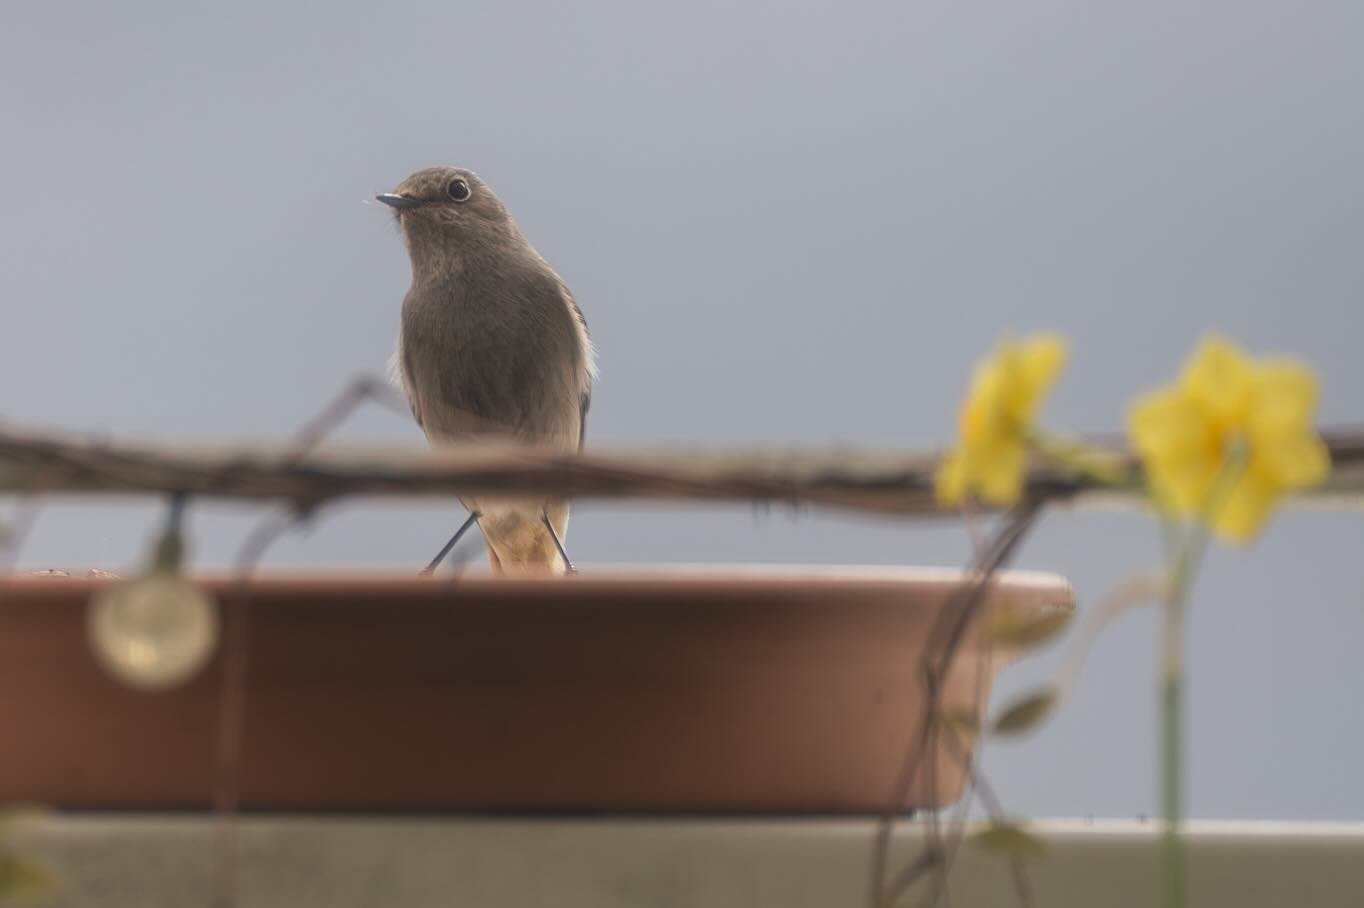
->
[1,424,1361,516]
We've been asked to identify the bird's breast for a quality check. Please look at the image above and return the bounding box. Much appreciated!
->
[398,271,586,447]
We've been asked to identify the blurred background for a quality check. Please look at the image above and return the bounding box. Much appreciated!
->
[1,1,1360,823]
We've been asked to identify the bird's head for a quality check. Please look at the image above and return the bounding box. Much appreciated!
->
[377,166,516,257]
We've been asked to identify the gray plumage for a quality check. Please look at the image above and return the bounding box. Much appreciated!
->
[379,166,595,573]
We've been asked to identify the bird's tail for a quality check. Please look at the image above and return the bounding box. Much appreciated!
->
[478,502,570,575]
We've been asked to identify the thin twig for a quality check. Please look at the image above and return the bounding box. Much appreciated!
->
[902,568,1180,907]
[915,563,1005,908]
[958,499,988,559]
[936,725,1036,908]
[211,511,296,908]
[894,504,990,908]
[210,373,424,908]
[961,739,1035,907]
[871,501,1043,907]
[1054,573,1168,697]
[882,852,939,907]
[0,494,43,572]
[0,460,87,573]
[288,374,413,451]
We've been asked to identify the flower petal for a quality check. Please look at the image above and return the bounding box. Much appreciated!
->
[1127,387,1215,463]
[1181,335,1255,428]
[976,440,1027,505]
[935,449,969,505]
[1249,360,1321,442]
[1019,334,1069,402]
[1150,457,1222,515]
[1255,433,1330,488]
[1212,470,1280,544]
[1254,359,1320,415]
[941,331,1069,509]
[1129,336,1328,536]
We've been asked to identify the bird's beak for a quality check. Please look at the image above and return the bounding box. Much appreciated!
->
[376,193,423,210]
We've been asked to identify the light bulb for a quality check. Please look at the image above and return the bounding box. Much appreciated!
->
[87,570,219,690]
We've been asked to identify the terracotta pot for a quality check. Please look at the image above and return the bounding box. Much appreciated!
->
[0,567,1071,814]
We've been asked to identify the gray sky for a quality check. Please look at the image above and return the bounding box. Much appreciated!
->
[2,1,1361,822]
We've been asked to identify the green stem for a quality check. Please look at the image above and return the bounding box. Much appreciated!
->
[1157,438,1248,908]
[1159,541,1199,908]
[1028,428,1138,489]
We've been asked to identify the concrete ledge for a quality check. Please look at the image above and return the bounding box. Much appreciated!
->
[15,816,1364,907]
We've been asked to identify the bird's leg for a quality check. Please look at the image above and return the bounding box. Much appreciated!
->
[541,512,576,575]
[420,510,482,576]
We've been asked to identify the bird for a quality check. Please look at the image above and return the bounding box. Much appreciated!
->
[377,166,595,575]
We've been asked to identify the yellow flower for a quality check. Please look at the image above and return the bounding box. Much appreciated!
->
[936,333,1069,506]
[1127,335,1329,543]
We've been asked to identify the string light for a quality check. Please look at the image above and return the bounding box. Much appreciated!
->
[87,494,219,690]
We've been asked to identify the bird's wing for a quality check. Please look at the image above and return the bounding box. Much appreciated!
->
[559,283,594,451]
[395,344,424,431]
[579,387,591,450]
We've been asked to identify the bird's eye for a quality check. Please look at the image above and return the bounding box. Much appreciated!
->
[447,179,471,202]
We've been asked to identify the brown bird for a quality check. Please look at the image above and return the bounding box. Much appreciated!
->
[378,166,595,574]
